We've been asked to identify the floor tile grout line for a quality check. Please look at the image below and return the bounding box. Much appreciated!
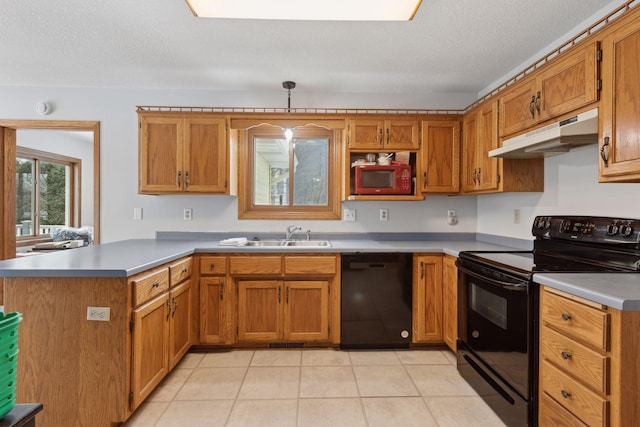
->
[223,350,255,426]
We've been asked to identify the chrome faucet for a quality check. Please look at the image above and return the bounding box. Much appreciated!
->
[285,225,302,240]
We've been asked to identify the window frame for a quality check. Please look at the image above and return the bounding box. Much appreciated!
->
[15,146,81,246]
[237,122,343,220]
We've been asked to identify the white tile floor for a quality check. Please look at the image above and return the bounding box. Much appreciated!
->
[124,349,506,427]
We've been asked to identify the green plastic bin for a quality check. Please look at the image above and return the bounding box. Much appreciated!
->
[0,312,21,420]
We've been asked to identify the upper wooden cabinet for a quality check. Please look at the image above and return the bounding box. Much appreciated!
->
[598,9,640,182]
[462,101,500,193]
[499,41,600,137]
[419,120,460,194]
[348,118,420,150]
[138,113,228,194]
[463,101,544,194]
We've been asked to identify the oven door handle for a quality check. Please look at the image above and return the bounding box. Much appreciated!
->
[457,264,528,291]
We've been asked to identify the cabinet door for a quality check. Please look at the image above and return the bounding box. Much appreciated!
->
[169,280,192,369]
[131,293,170,409]
[442,255,458,352]
[385,119,420,150]
[412,255,443,343]
[349,118,384,150]
[284,281,330,342]
[537,42,599,122]
[200,277,229,344]
[420,120,460,193]
[599,21,640,181]
[184,117,227,193]
[139,115,184,193]
[461,111,480,193]
[237,280,282,341]
[477,101,500,192]
[499,79,538,137]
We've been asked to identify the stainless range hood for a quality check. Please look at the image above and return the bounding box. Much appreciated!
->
[489,108,598,159]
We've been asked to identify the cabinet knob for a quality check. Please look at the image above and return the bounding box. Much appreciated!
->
[210,263,215,271]
[561,351,571,360]
[561,313,572,321]
[535,91,541,115]
[561,390,571,399]
[378,128,383,145]
[176,171,182,187]
[152,282,160,288]
[529,96,536,119]
[220,281,224,300]
[184,170,189,188]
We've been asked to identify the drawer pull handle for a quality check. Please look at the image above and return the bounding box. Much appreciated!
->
[210,263,215,270]
[181,267,187,274]
[561,351,571,360]
[561,313,571,321]
[152,282,160,288]
[561,390,571,399]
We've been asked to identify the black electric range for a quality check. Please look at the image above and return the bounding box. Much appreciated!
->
[456,216,640,427]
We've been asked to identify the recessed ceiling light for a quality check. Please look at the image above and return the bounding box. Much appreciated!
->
[185,0,423,21]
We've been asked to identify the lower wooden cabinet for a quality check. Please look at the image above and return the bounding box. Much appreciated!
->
[412,254,443,343]
[200,276,231,344]
[442,255,458,352]
[538,285,640,427]
[236,279,331,343]
[169,280,192,368]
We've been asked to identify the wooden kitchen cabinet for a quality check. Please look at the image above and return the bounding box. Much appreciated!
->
[419,120,460,194]
[598,7,640,182]
[130,257,192,409]
[199,255,232,344]
[232,254,338,344]
[138,112,227,194]
[538,285,640,427]
[442,254,458,352]
[412,254,443,343]
[348,117,420,150]
[499,41,600,137]
[462,100,544,194]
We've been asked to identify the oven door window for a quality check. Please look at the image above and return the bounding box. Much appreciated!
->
[471,283,507,330]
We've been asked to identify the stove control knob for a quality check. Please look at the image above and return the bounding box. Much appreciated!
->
[544,219,551,229]
[621,225,633,237]
[607,224,619,235]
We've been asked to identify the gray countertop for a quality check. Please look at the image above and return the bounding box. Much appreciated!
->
[4,236,640,311]
[534,273,640,311]
[0,237,516,278]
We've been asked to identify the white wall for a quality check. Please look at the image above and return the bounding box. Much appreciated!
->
[477,145,640,240]
[0,86,478,242]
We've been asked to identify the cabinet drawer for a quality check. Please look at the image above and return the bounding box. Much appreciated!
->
[284,256,336,275]
[200,256,227,275]
[540,360,608,427]
[541,290,609,351]
[230,256,282,275]
[169,257,192,285]
[131,267,170,307]
[539,392,588,427]
[541,326,609,394]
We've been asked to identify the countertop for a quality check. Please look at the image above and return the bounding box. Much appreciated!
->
[534,272,640,311]
[0,235,519,278]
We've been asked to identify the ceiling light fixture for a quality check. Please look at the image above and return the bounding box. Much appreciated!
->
[283,81,296,112]
[185,0,422,21]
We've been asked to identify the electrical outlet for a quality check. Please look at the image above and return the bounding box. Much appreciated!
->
[447,209,456,218]
[379,208,389,221]
[514,209,521,224]
[343,209,356,222]
[183,208,193,220]
[87,306,110,322]
[133,207,142,220]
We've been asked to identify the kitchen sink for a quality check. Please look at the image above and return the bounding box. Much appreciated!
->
[283,240,332,247]
[243,240,287,247]
[243,240,331,247]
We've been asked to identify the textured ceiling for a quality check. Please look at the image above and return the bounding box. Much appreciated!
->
[0,0,623,98]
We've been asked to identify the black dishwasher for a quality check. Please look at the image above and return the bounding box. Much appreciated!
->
[340,253,412,348]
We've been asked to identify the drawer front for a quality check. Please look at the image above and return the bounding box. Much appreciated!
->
[230,256,282,275]
[284,256,337,275]
[540,360,608,427]
[169,257,192,285]
[131,267,170,307]
[541,326,609,394]
[539,392,589,427]
[541,290,609,351]
[200,256,227,275]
